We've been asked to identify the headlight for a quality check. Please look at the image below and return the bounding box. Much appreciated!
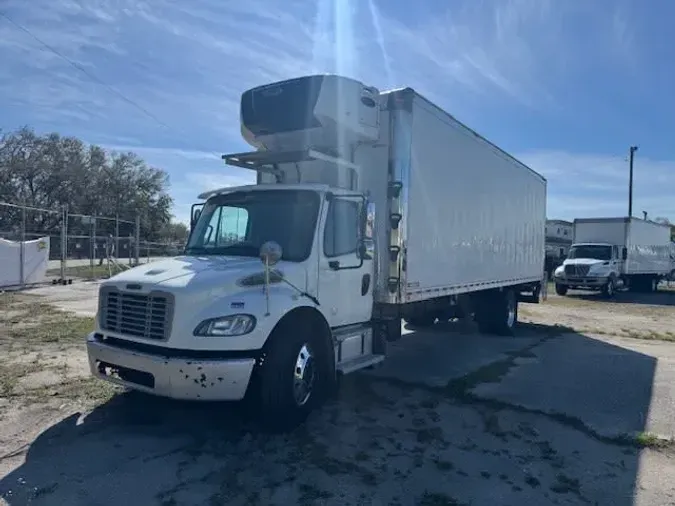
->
[193,314,256,337]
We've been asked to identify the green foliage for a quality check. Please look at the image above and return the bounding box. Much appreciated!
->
[0,126,176,241]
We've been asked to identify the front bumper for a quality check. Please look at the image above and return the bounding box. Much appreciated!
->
[555,275,608,288]
[86,333,256,401]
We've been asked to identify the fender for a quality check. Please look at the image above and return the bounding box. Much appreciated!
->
[180,283,328,352]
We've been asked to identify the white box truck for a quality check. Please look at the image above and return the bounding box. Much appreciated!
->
[553,217,673,297]
[86,75,547,431]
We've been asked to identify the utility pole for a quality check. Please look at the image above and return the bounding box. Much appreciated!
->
[628,145,638,218]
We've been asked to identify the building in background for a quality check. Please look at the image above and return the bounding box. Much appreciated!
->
[545,219,573,277]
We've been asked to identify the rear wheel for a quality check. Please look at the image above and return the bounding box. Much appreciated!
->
[651,277,659,292]
[476,289,518,336]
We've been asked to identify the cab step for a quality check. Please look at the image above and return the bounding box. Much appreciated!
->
[337,354,385,375]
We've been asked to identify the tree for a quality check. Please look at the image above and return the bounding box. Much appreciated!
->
[0,126,176,242]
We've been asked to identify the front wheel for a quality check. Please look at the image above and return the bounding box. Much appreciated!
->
[601,277,616,298]
[555,283,568,296]
[256,321,332,433]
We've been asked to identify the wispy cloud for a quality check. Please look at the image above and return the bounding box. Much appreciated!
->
[521,150,675,220]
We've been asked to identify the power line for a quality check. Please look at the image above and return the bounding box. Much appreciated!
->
[0,10,173,130]
[1,10,231,162]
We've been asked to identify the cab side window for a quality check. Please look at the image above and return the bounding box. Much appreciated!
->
[324,199,359,257]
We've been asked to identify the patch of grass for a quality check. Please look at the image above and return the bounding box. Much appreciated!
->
[297,483,334,505]
[524,475,541,488]
[0,292,120,406]
[432,458,454,471]
[288,429,378,486]
[50,377,122,403]
[583,326,675,342]
[418,491,466,506]
[0,294,94,344]
[9,314,94,344]
[0,362,42,397]
[622,330,675,342]
[549,473,581,495]
[51,263,130,280]
[412,426,445,445]
[354,450,370,462]
[633,431,673,449]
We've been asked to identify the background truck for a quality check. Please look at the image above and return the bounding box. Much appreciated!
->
[553,217,673,297]
[86,74,547,431]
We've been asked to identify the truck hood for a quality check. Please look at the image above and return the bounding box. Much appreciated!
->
[563,258,607,267]
[102,255,306,294]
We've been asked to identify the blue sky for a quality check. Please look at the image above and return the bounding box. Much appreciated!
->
[2,0,674,224]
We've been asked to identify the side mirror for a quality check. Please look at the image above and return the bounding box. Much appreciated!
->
[190,203,203,229]
[622,247,628,260]
[260,241,283,266]
[358,240,368,260]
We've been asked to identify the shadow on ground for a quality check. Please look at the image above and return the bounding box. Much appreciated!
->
[0,320,661,506]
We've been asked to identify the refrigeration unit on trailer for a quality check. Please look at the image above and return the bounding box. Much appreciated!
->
[86,74,547,431]
[553,217,672,297]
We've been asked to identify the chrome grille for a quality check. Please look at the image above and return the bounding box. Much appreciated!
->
[564,264,590,277]
[99,288,174,340]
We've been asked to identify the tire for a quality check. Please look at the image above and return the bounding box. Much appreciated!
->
[382,318,402,343]
[476,289,518,336]
[555,283,568,296]
[255,318,332,433]
[651,277,659,292]
[532,283,541,302]
[601,277,616,298]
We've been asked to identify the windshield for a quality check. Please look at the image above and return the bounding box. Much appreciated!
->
[568,245,612,261]
[185,189,320,262]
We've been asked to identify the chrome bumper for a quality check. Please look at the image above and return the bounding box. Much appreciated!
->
[86,333,255,401]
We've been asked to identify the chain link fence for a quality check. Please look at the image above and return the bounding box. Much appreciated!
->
[0,201,185,289]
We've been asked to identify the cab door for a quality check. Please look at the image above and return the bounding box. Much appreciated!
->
[317,196,374,328]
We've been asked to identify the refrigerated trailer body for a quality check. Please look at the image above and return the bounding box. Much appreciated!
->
[553,217,672,296]
[86,75,547,430]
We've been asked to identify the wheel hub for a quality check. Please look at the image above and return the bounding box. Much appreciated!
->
[293,344,315,407]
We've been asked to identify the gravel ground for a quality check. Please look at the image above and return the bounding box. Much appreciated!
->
[0,285,674,505]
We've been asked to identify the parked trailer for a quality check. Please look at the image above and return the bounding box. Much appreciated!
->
[86,75,547,431]
[553,217,672,297]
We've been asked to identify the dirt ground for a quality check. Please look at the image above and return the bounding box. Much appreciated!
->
[1,285,675,505]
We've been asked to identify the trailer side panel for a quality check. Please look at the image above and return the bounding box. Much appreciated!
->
[401,93,546,303]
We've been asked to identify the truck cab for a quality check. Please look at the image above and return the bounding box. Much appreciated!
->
[553,242,625,297]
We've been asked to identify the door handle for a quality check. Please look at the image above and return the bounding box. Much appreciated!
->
[361,274,371,296]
